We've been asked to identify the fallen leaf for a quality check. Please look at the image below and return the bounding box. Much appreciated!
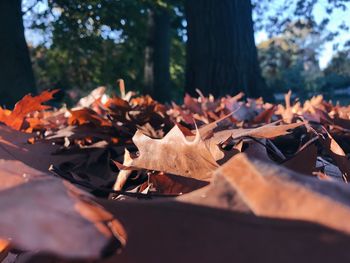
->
[319,130,350,182]
[141,172,208,195]
[97,194,350,263]
[116,125,218,180]
[0,90,58,130]
[0,178,124,258]
[68,108,112,127]
[282,140,318,175]
[0,240,10,262]
[209,121,305,145]
[218,153,350,234]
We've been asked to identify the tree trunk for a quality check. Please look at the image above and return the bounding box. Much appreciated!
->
[143,10,155,96]
[185,0,269,99]
[143,7,171,102]
[0,0,36,107]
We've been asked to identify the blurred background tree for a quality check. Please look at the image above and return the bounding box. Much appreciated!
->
[185,0,268,98]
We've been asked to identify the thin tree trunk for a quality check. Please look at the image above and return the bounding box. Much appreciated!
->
[0,0,36,107]
[144,9,155,96]
[143,7,171,102]
[185,0,269,99]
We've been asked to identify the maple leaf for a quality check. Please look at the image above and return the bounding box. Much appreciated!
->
[0,89,58,130]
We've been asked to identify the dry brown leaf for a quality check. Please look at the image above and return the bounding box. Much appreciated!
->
[141,172,208,195]
[282,141,318,175]
[0,125,117,192]
[196,112,234,139]
[281,90,294,123]
[105,96,131,111]
[252,105,276,124]
[177,170,251,213]
[319,131,350,182]
[117,125,218,180]
[0,178,124,258]
[210,121,305,144]
[218,153,350,234]
[77,86,107,108]
[113,149,133,191]
[97,195,350,263]
[184,93,203,114]
[0,159,46,191]
[0,125,83,173]
[242,139,272,162]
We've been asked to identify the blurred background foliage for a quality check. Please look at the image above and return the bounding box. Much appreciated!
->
[26,0,186,101]
[23,0,350,102]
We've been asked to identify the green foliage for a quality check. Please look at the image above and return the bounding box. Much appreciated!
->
[30,38,144,92]
[258,20,326,96]
[322,49,350,95]
[259,35,350,99]
[324,49,350,77]
[24,0,349,100]
[28,0,185,96]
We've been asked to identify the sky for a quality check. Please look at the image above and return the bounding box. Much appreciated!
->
[253,1,350,69]
[23,0,350,69]
[313,2,349,68]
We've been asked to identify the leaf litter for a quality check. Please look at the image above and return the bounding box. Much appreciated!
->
[2,87,350,262]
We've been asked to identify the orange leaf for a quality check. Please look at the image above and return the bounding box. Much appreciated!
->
[0,89,58,130]
[68,108,112,127]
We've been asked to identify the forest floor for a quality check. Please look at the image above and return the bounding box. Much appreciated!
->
[1,87,350,262]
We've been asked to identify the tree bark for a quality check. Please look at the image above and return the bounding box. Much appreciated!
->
[143,10,155,96]
[143,7,171,102]
[185,0,269,99]
[0,0,36,107]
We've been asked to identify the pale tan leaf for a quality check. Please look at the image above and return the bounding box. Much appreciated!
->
[209,121,305,145]
[218,153,350,234]
[119,125,218,180]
